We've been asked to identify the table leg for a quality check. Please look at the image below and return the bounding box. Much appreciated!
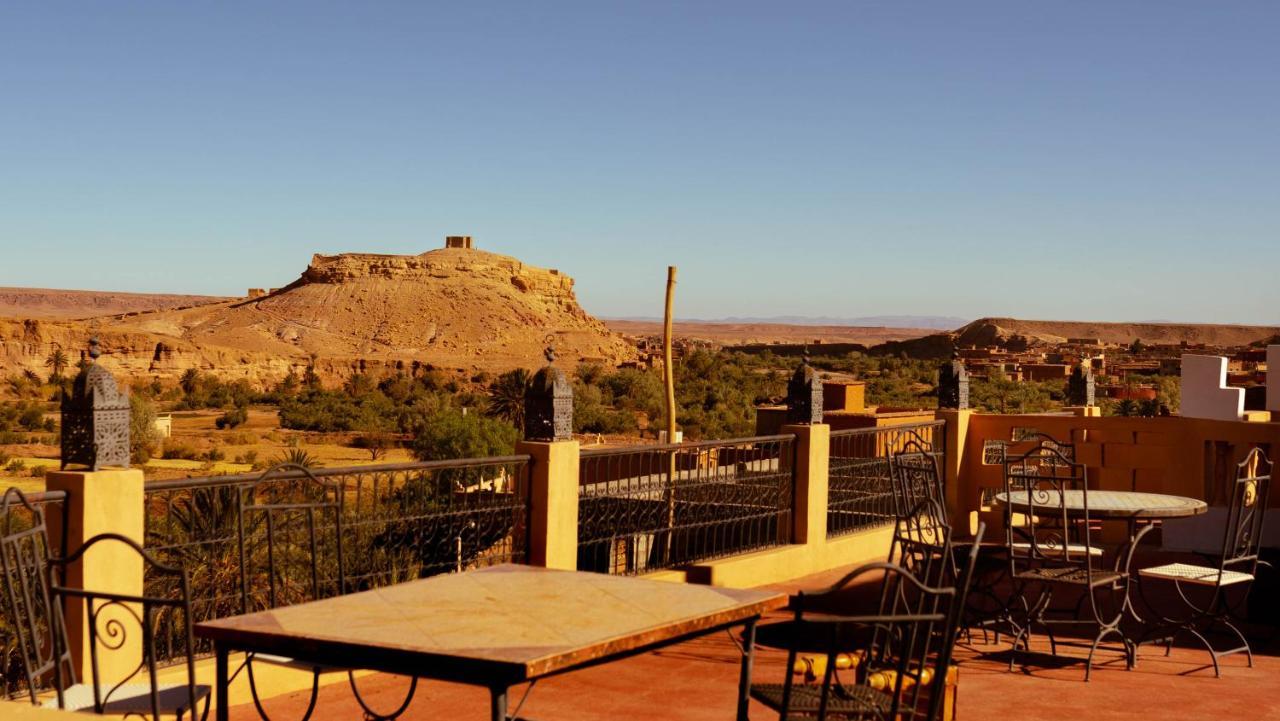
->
[737,617,758,721]
[215,642,230,721]
[490,684,508,721]
[1119,519,1146,624]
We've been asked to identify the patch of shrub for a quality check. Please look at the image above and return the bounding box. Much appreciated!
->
[215,407,249,429]
[161,440,200,460]
[200,447,226,462]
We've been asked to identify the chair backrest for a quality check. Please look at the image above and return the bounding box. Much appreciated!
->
[1220,448,1272,577]
[237,464,345,613]
[1002,441,1094,574]
[47,533,207,721]
[890,435,948,534]
[785,518,984,721]
[0,488,75,703]
[887,499,955,589]
[1012,432,1075,460]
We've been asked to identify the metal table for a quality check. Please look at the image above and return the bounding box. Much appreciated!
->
[197,564,787,721]
[993,490,1207,520]
[993,489,1208,622]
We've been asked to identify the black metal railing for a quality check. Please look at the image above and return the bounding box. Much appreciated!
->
[1,489,67,701]
[577,435,795,575]
[827,421,946,537]
[142,457,529,664]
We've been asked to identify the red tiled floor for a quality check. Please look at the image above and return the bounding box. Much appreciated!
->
[231,564,1280,721]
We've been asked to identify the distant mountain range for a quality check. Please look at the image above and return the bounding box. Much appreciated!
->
[607,315,969,330]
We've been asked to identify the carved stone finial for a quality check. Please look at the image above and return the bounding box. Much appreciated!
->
[544,346,556,364]
[1067,362,1096,406]
[524,351,573,441]
[938,353,969,410]
[61,338,131,471]
[786,355,823,425]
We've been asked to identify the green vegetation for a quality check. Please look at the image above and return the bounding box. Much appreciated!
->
[215,407,248,429]
[44,348,69,385]
[129,395,162,464]
[410,409,518,461]
[0,400,54,434]
[485,369,530,429]
[968,369,1058,414]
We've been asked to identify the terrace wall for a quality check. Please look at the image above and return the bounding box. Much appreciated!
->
[951,410,1280,550]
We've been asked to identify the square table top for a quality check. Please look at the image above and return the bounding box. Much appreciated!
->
[195,564,787,684]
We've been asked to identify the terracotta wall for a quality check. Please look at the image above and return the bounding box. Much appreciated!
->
[955,413,1280,533]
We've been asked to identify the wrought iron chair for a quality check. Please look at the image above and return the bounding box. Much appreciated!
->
[1002,443,1147,680]
[890,436,1004,645]
[234,464,417,721]
[750,504,984,721]
[888,435,948,530]
[1137,447,1272,676]
[1,488,210,720]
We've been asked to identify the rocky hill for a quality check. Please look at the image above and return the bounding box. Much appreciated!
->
[0,287,230,320]
[0,246,636,386]
[953,317,1280,348]
[873,317,1280,359]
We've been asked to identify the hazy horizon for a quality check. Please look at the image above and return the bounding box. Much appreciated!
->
[2,3,1277,325]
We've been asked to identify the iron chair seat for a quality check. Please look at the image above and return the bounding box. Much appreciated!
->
[1014,565,1122,587]
[751,681,891,718]
[1138,562,1253,587]
[1008,542,1102,558]
[44,683,211,717]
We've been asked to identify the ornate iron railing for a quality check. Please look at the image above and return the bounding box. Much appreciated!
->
[142,457,529,664]
[577,435,795,575]
[1,490,67,701]
[827,421,946,537]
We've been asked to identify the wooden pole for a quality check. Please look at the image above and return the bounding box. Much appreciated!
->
[662,266,678,564]
[663,266,678,445]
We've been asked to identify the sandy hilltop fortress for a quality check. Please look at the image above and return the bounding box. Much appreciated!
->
[0,237,637,385]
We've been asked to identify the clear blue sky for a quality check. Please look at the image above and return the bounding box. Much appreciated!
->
[1,2,1277,324]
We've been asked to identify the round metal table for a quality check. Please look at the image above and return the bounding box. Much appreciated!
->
[993,489,1208,623]
[993,490,1208,520]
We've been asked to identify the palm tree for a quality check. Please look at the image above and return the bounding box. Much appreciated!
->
[486,369,531,430]
[271,448,321,468]
[45,348,69,383]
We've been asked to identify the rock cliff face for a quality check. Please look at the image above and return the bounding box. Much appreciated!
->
[0,247,636,388]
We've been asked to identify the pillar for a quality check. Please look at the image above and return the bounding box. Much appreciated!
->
[44,468,145,685]
[517,439,580,570]
[934,409,972,534]
[783,424,829,545]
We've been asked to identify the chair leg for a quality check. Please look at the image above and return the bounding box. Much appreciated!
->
[1182,624,1223,678]
[1217,617,1254,669]
[1084,626,1125,682]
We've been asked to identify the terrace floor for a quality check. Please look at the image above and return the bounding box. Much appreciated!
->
[230,563,1280,721]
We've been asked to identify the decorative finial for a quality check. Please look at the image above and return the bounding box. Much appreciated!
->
[88,336,101,361]
[802,345,811,365]
[544,346,556,364]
